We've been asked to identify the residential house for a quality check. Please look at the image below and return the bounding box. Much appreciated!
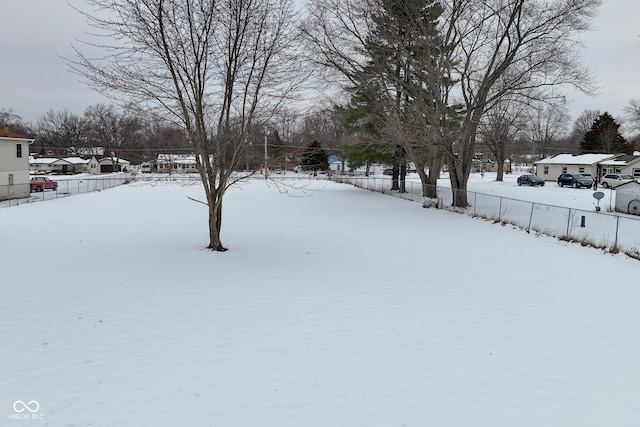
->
[29,157,58,174]
[0,130,34,201]
[29,156,99,175]
[613,181,640,215]
[156,154,199,173]
[598,154,640,178]
[534,154,616,181]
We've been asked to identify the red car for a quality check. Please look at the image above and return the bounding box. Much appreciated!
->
[30,176,58,192]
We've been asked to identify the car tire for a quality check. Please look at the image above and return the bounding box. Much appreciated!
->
[573,183,578,188]
[518,182,522,186]
[559,182,563,187]
[36,186,43,192]
[53,184,58,191]
[602,182,609,188]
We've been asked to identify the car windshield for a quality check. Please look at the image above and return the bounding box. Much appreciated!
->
[620,175,634,180]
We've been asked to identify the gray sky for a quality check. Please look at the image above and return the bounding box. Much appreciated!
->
[1,0,639,125]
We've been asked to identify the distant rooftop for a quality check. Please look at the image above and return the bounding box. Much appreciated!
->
[535,154,616,165]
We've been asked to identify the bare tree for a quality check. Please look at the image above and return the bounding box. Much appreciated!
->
[477,99,528,182]
[440,0,600,206]
[35,109,88,155]
[70,0,304,251]
[623,99,640,135]
[525,101,570,159]
[84,104,143,169]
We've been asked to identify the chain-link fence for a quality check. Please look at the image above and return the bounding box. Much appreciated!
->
[331,175,640,257]
[0,172,133,208]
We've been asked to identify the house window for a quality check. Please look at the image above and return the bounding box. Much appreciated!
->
[16,143,22,158]
[8,174,14,186]
[633,168,640,178]
[579,166,585,173]
[543,166,549,175]
[562,166,567,173]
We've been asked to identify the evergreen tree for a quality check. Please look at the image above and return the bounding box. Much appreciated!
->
[300,140,329,172]
[340,0,454,194]
[580,112,633,154]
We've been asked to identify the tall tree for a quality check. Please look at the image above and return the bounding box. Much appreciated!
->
[525,101,570,159]
[441,0,600,206]
[335,0,454,195]
[305,0,601,206]
[300,140,329,172]
[623,99,640,136]
[580,112,633,154]
[35,109,88,155]
[477,99,527,182]
[84,104,143,165]
[71,0,303,251]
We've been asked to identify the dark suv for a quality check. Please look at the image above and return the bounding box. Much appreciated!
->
[557,173,593,188]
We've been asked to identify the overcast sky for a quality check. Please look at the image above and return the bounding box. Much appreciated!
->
[1,0,638,125]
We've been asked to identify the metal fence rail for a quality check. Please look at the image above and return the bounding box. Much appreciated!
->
[331,175,640,257]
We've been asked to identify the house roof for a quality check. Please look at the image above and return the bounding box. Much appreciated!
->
[600,155,640,167]
[535,153,616,165]
[98,157,130,165]
[614,180,640,193]
[0,128,35,142]
[30,157,91,165]
[62,157,91,165]
[29,157,58,165]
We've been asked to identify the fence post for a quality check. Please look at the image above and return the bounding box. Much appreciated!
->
[528,203,534,232]
[474,192,477,216]
[498,197,503,222]
[566,208,572,237]
[614,215,620,249]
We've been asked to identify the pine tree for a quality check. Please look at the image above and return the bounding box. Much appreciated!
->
[300,140,329,172]
[580,112,633,154]
[340,0,455,193]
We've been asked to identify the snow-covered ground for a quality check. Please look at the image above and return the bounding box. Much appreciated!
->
[2,177,640,426]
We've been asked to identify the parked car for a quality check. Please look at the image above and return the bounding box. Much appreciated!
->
[600,173,635,188]
[557,173,592,188]
[383,168,393,175]
[517,174,545,186]
[30,176,58,192]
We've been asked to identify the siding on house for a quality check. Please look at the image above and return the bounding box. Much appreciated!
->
[599,155,640,177]
[0,134,33,201]
[534,154,617,181]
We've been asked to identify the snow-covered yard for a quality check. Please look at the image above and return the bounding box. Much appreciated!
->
[2,178,640,426]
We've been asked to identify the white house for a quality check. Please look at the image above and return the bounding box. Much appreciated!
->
[29,157,58,174]
[0,130,34,201]
[30,156,99,174]
[534,153,616,181]
[614,181,640,215]
[156,154,199,173]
